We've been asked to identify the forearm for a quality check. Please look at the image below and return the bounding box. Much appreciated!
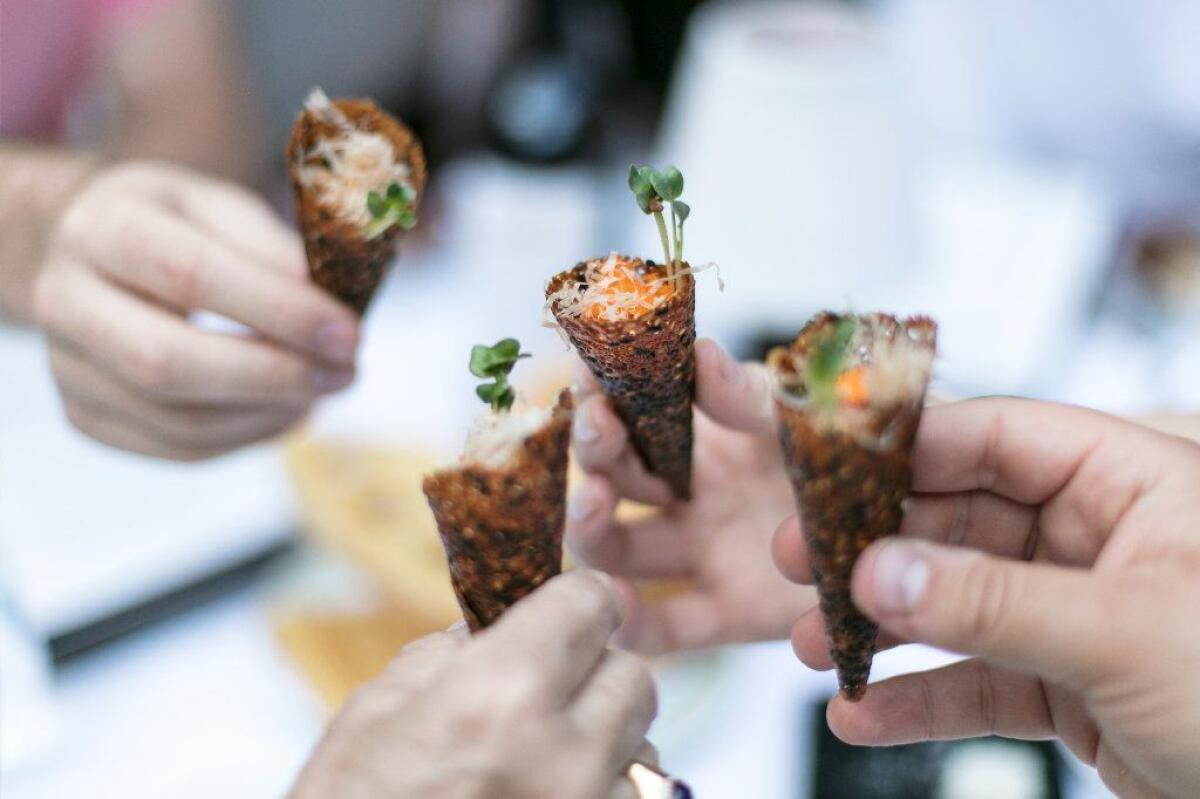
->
[0,144,99,323]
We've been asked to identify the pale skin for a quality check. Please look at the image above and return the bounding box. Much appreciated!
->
[571,339,1200,798]
[290,570,659,799]
[28,162,360,460]
[566,338,819,653]
[0,2,349,459]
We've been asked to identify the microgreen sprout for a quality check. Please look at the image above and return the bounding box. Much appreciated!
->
[628,164,689,287]
[365,181,417,239]
[469,338,531,412]
[805,318,858,413]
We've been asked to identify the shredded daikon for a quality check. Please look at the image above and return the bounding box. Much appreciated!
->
[460,404,553,470]
[294,88,413,231]
[544,253,720,328]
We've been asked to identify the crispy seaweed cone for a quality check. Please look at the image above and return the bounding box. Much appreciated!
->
[422,391,573,631]
[768,312,937,700]
[287,91,427,315]
[546,256,695,499]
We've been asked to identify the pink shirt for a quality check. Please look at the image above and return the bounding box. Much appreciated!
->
[0,0,170,140]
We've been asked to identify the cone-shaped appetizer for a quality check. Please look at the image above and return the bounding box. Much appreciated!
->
[287,88,426,315]
[422,340,573,630]
[546,165,698,499]
[768,312,937,700]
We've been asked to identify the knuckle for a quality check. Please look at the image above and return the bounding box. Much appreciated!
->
[158,252,202,308]
[558,571,620,628]
[957,557,1018,651]
[127,338,178,393]
[62,401,94,436]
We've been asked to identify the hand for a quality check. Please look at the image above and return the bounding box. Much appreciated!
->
[289,570,659,799]
[567,338,817,654]
[778,398,1200,798]
[32,162,361,459]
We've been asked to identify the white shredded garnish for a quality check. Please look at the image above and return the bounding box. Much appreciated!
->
[544,254,721,330]
[460,404,553,470]
[294,88,414,231]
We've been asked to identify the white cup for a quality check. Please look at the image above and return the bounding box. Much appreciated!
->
[656,1,917,342]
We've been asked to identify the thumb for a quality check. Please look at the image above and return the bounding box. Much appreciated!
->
[852,538,1109,687]
[694,338,777,438]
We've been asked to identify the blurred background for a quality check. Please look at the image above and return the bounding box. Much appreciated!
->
[2,1,1199,796]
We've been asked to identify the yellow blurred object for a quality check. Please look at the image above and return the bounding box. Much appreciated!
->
[273,361,698,712]
[273,600,440,712]
[285,436,461,626]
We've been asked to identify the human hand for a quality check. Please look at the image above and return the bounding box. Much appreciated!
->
[567,338,817,654]
[33,162,361,459]
[778,398,1200,798]
[289,570,659,799]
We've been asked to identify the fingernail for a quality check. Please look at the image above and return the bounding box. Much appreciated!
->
[313,368,354,392]
[568,484,596,520]
[712,341,745,387]
[872,541,930,614]
[316,322,357,363]
[573,404,598,442]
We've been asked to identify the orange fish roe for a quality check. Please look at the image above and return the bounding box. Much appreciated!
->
[835,366,869,406]
[584,259,674,320]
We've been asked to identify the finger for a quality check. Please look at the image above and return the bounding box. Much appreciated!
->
[632,739,659,767]
[789,606,902,671]
[52,346,309,444]
[770,491,1040,587]
[168,174,309,278]
[60,397,261,461]
[1095,740,1170,799]
[771,515,809,584]
[573,395,674,506]
[613,588,725,655]
[825,658,1056,745]
[566,477,694,580]
[86,201,358,364]
[110,162,308,278]
[572,356,601,396]
[376,629,469,693]
[569,649,657,777]
[45,269,353,405]
[898,490,1040,560]
[693,338,777,438]
[473,570,625,704]
[852,538,1111,687]
[911,398,1174,505]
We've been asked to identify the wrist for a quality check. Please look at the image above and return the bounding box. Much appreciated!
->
[0,147,103,323]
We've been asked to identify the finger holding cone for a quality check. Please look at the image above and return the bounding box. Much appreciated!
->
[768,312,937,700]
[287,88,427,315]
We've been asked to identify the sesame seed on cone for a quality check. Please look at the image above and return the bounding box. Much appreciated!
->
[546,258,695,500]
[769,312,936,700]
[287,96,426,315]
[422,391,573,631]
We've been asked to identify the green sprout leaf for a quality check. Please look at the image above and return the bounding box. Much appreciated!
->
[806,318,857,411]
[627,163,691,278]
[651,165,683,202]
[365,181,418,239]
[470,338,530,412]
[628,164,651,195]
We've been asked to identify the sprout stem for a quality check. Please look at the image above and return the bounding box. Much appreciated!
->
[652,211,673,281]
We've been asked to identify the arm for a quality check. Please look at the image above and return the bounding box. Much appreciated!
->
[0,145,98,323]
